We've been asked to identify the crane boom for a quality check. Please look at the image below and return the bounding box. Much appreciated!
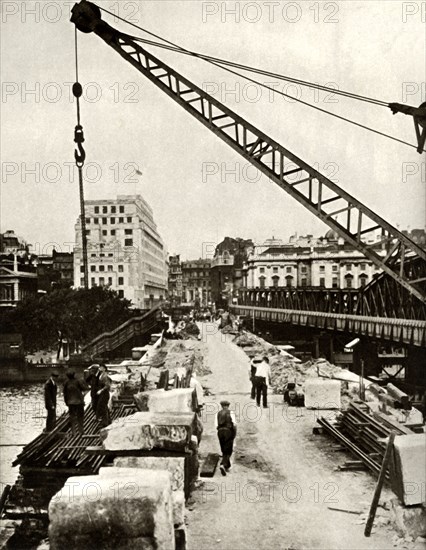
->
[71,0,426,304]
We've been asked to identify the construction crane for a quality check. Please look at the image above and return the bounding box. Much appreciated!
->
[70,0,426,305]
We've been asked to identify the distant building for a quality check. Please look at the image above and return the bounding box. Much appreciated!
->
[73,195,168,309]
[243,231,383,290]
[181,259,211,307]
[210,237,254,306]
[0,254,37,308]
[0,230,37,307]
[401,228,426,247]
[36,250,74,292]
[168,254,183,306]
[0,230,29,254]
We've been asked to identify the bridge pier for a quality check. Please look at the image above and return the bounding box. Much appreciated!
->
[313,332,334,362]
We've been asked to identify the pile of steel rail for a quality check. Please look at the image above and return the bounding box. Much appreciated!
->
[318,402,410,477]
[13,402,137,474]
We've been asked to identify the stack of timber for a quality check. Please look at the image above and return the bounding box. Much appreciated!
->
[317,402,411,478]
[13,403,137,475]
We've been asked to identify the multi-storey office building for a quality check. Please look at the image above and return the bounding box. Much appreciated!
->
[74,195,167,309]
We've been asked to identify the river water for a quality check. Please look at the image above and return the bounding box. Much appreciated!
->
[0,384,68,488]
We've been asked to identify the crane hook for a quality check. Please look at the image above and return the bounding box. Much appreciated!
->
[74,124,86,167]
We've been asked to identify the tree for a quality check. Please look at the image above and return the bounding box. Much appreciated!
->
[1,287,133,352]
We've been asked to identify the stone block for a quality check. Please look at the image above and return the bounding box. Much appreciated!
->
[48,471,174,550]
[134,389,195,414]
[304,378,341,409]
[390,498,426,539]
[392,434,426,506]
[112,457,185,492]
[110,459,185,526]
[100,412,196,451]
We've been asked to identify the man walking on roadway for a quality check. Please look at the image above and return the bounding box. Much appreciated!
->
[215,400,237,476]
[254,356,271,408]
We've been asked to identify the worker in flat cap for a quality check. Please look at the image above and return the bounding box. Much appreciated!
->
[215,400,237,475]
[44,371,59,432]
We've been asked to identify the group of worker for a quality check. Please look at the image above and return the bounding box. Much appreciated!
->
[43,364,112,436]
[216,354,271,476]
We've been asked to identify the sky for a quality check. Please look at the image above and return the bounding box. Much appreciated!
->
[1,0,425,260]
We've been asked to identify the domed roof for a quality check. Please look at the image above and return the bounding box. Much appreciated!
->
[325,229,339,240]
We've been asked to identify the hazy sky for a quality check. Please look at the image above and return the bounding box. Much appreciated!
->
[1,0,425,260]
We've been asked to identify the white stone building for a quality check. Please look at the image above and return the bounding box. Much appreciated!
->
[74,195,168,309]
[243,231,383,290]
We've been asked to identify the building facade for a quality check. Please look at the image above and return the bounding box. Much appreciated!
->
[36,250,74,292]
[210,237,254,306]
[181,259,211,306]
[168,254,183,306]
[74,195,168,309]
[0,231,37,307]
[243,231,383,290]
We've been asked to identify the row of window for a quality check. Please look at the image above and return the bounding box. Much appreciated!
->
[86,229,133,236]
[84,233,134,247]
[85,217,133,225]
[258,263,369,273]
[93,205,126,214]
[80,277,125,286]
[257,275,368,288]
[80,265,125,273]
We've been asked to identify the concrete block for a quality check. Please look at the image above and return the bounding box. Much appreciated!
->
[392,434,426,506]
[134,389,195,414]
[48,471,174,550]
[100,412,195,451]
[110,458,185,526]
[390,498,426,539]
[304,378,341,409]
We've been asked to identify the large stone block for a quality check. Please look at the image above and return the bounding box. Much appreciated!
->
[134,389,195,413]
[100,412,196,451]
[392,434,426,506]
[111,458,186,526]
[48,471,174,550]
[304,378,341,409]
[113,457,185,492]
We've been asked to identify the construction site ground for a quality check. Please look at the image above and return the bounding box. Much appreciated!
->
[187,323,411,550]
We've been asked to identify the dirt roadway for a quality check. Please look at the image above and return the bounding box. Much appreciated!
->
[187,323,399,550]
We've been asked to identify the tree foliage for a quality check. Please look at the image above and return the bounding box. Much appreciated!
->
[0,287,133,351]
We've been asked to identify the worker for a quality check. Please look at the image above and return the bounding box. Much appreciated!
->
[96,364,111,427]
[63,370,86,436]
[254,356,271,408]
[215,400,237,476]
[250,356,262,400]
[84,364,101,415]
[44,371,59,432]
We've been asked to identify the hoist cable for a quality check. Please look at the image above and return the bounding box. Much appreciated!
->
[74,27,81,126]
[73,27,88,289]
[98,6,388,107]
[97,5,422,152]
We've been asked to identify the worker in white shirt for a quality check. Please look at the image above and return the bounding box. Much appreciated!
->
[254,356,271,408]
[215,400,237,475]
